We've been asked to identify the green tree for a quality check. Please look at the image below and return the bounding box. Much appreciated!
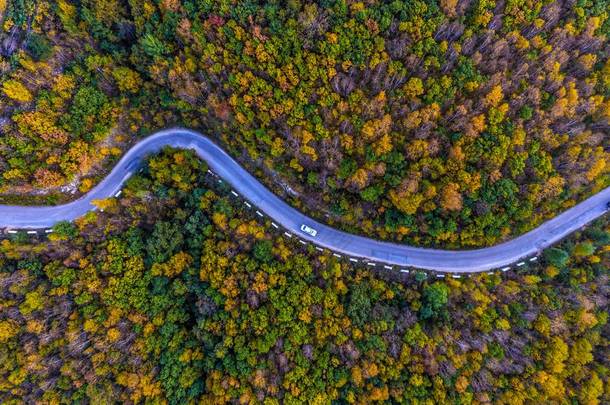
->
[253,240,274,263]
[544,248,569,268]
[52,221,78,240]
[146,221,184,264]
[347,283,372,327]
[573,242,595,257]
[419,283,449,321]
[26,33,53,61]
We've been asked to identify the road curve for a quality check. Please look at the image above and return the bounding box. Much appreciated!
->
[0,128,608,273]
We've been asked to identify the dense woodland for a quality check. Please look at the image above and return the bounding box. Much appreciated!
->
[0,148,608,403]
[0,0,608,247]
[0,2,608,403]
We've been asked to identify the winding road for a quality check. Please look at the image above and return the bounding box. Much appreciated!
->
[1,128,608,273]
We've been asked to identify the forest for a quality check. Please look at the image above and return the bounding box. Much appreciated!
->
[0,1,608,401]
[0,0,608,247]
[0,148,608,403]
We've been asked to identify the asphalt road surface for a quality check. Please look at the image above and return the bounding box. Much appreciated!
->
[1,128,608,273]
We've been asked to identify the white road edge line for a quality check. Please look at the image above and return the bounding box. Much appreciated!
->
[1,128,608,274]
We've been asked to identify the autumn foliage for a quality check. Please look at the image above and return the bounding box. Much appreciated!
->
[0,149,608,403]
[0,0,608,247]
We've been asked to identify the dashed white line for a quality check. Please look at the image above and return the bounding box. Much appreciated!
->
[315,247,324,252]
[367,262,376,267]
[256,210,264,217]
[284,232,292,238]
[299,240,307,245]
[333,253,341,258]
[501,266,511,272]
[487,272,494,275]
[27,231,37,234]
[45,229,53,233]
[400,269,409,273]
[349,258,358,263]
[529,256,538,262]
[114,190,122,197]
[0,129,606,274]
[207,169,213,174]
[383,265,392,270]
[271,222,279,229]
[8,230,17,234]
[452,274,461,279]
[436,274,445,278]
[231,191,238,197]
[244,202,251,208]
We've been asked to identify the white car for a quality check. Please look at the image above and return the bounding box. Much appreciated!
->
[300,224,318,237]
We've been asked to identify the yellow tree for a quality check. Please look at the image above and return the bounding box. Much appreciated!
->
[440,182,462,211]
[2,79,33,102]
